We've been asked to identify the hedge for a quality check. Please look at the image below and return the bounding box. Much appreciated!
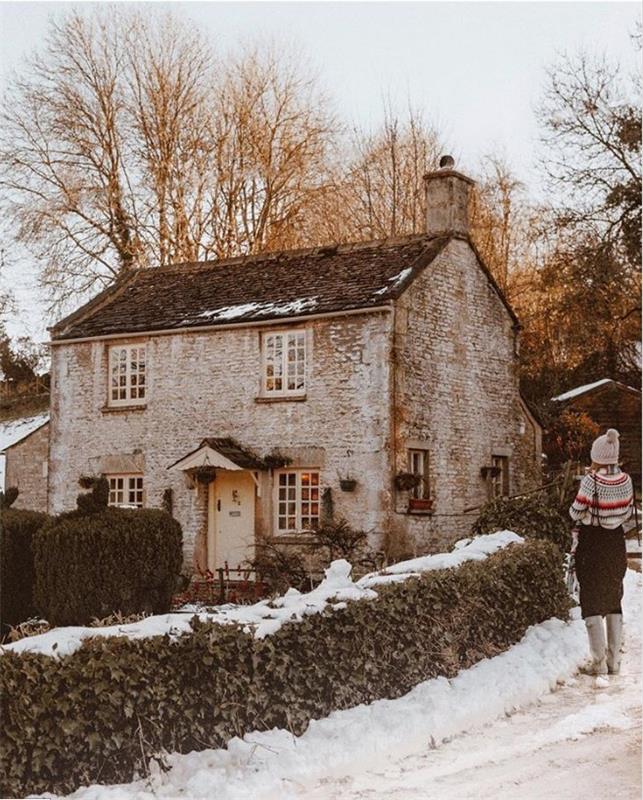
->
[0,539,570,797]
[0,508,49,636]
[33,507,183,626]
[472,494,571,554]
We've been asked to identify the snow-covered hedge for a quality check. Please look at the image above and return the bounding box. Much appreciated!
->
[0,536,570,798]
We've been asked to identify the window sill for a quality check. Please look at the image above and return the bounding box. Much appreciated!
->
[406,509,435,516]
[255,394,307,404]
[101,404,147,414]
[271,532,318,545]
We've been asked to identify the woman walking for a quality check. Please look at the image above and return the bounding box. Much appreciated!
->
[569,428,634,676]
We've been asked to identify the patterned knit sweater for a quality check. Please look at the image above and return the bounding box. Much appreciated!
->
[569,467,634,529]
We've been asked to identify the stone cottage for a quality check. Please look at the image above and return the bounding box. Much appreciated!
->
[48,160,541,573]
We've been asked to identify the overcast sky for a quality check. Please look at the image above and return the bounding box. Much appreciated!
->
[0,1,639,343]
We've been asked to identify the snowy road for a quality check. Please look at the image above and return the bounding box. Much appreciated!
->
[305,574,642,800]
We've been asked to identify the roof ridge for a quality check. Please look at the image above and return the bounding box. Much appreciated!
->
[156,233,433,274]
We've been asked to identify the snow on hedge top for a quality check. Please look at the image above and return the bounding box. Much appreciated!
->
[357,530,523,587]
[1,532,523,660]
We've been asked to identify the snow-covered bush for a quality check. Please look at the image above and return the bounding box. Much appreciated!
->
[472,495,571,554]
[0,508,49,636]
[33,508,183,626]
[0,538,570,798]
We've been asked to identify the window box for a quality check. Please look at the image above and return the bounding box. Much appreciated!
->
[408,497,433,512]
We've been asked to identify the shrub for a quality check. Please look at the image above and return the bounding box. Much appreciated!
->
[34,508,183,626]
[471,494,571,554]
[0,508,49,636]
[76,475,109,514]
[0,486,19,509]
[0,539,570,797]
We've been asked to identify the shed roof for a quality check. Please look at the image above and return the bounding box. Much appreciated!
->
[552,379,641,403]
[50,233,519,342]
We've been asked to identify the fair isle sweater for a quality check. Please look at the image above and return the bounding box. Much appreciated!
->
[569,466,634,529]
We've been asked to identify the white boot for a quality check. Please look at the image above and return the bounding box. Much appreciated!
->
[580,616,608,675]
[606,613,624,675]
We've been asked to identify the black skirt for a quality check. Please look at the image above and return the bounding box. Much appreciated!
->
[575,524,627,618]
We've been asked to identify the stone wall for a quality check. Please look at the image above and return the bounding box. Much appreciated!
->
[5,423,49,512]
[48,312,393,569]
[390,236,540,554]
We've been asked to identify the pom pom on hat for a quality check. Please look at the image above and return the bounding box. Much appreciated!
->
[590,428,620,465]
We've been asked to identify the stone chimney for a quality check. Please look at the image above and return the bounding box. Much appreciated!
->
[423,155,474,238]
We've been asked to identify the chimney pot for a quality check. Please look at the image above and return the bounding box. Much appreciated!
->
[423,159,474,238]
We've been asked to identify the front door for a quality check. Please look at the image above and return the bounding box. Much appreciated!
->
[207,471,256,572]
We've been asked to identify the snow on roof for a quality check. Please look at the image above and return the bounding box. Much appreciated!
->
[0,412,49,489]
[195,297,319,323]
[0,412,49,454]
[1,531,524,659]
[551,379,614,403]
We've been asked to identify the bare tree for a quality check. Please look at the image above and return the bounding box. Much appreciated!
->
[337,104,444,240]
[538,52,641,266]
[0,11,337,311]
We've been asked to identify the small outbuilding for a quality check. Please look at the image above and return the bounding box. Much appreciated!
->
[552,379,641,489]
[0,412,50,511]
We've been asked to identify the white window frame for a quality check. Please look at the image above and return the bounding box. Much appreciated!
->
[490,455,509,499]
[108,344,147,407]
[107,474,145,508]
[408,449,431,499]
[261,329,307,397]
[274,469,320,533]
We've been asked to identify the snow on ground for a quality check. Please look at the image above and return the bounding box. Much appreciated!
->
[47,571,641,800]
[0,411,49,488]
[3,531,521,659]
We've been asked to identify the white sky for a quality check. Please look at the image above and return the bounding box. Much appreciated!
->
[0,0,639,343]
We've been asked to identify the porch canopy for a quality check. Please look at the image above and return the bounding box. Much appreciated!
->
[168,437,267,473]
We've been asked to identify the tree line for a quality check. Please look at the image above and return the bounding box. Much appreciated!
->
[0,9,640,413]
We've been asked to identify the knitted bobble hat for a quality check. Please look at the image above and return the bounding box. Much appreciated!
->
[590,428,620,465]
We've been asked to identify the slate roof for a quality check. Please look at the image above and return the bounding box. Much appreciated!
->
[51,233,519,341]
[167,437,267,471]
[200,438,267,470]
[51,236,452,341]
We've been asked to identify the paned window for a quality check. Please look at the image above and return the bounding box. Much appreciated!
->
[262,331,306,396]
[276,470,320,532]
[408,449,430,499]
[108,475,144,508]
[109,345,146,405]
[490,455,509,498]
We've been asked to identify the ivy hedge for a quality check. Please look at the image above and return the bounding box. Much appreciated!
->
[472,494,571,555]
[0,539,570,797]
[34,507,183,626]
[0,508,49,636]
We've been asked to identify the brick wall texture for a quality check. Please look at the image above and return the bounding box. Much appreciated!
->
[5,423,49,511]
[48,237,541,570]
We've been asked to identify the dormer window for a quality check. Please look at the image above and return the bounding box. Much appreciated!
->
[108,344,146,406]
[261,330,307,397]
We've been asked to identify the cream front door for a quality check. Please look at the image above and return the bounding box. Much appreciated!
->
[207,471,256,572]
